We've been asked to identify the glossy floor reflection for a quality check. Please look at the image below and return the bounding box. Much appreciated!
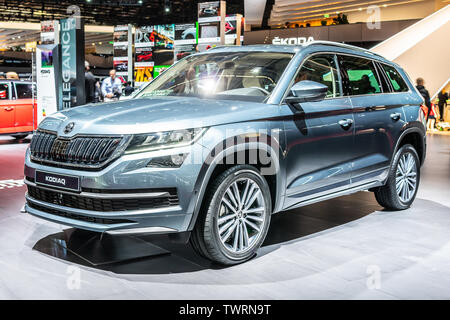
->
[0,134,449,299]
[34,229,169,267]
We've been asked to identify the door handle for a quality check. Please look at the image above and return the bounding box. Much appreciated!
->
[390,112,401,121]
[338,119,354,129]
[4,107,14,111]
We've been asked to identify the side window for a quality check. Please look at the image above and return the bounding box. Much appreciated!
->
[15,83,33,99]
[381,64,409,92]
[340,56,382,95]
[0,83,10,100]
[295,54,341,98]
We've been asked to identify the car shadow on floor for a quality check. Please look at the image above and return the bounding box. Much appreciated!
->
[32,191,382,275]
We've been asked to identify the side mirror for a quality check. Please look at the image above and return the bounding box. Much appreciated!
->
[285,80,328,107]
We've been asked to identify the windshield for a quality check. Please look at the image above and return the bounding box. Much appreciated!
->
[136,51,293,102]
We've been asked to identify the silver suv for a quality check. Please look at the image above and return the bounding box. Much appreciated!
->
[25,42,426,265]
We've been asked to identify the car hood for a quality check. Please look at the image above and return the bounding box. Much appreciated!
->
[39,96,276,137]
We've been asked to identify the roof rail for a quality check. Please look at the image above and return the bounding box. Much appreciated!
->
[304,40,386,59]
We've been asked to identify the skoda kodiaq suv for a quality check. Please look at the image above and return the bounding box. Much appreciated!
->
[24,42,426,265]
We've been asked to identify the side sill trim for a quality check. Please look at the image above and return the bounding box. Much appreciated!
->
[284,181,380,211]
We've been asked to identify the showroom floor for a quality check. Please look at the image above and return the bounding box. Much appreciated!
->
[0,133,449,299]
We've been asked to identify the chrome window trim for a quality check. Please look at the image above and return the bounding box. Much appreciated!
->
[278,50,413,105]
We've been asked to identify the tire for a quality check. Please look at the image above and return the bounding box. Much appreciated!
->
[374,144,420,210]
[190,165,272,265]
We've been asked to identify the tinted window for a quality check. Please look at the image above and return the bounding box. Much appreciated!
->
[295,54,341,98]
[15,83,33,99]
[381,64,409,92]
[0,83,9,100]
[340,56,381,95]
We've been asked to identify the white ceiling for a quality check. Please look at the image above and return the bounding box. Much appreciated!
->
[268,0,427,25]
[0,22,113,50]
[244,0,268,26]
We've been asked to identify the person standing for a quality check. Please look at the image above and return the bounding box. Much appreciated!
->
[123,81,135,96]
[101,69,122,102]
[84,61,96,104]
[437,89,448,122]
[416,78,431,120]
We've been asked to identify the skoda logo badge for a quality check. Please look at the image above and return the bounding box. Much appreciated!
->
[64,122,75,134]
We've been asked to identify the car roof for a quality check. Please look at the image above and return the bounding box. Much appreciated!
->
[206,41,391,64]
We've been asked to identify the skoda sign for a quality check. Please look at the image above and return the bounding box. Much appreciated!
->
[272,36,314,45]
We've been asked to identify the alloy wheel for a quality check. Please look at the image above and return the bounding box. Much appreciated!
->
[396,152,418,203]
[217,177,266,254]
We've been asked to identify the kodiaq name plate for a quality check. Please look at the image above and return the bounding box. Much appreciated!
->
[35,170,80,192]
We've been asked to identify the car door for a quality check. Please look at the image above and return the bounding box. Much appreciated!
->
[0,81,15,134]
[13,82,35,132]
[281,53,355,209]
[338,55,406,185]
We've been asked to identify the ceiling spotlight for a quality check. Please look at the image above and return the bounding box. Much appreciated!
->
[358,8,362,11]
[18,36,21,39]
[336,11,340,14]
[138,0,143,4]
[92,42,95,46]
[164,0,172,14]
[383,4,387,7]
[99,42,102,45]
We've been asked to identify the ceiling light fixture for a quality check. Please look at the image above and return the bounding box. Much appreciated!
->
[164,0,172,14]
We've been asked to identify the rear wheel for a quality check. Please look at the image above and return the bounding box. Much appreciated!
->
[374,144,420,210]
[190,165,272,265]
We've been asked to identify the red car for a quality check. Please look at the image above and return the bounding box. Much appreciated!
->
[137,52,153,62]
[176,52,191,60]
[0,80,36,139]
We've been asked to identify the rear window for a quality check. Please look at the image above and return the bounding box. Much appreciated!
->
[381,64,409,92]
[15,83,33,99]
[0,83,9,100]
[340,56,382,95]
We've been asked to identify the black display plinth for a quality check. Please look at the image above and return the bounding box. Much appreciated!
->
[33,228,170,266]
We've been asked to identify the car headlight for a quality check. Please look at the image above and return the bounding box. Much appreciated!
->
[125,128,207,154]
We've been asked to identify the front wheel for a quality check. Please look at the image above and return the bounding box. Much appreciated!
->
[374,144,420,210]
[190,165,272,265]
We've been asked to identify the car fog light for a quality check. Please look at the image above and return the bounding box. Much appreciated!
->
[147,154,188,168]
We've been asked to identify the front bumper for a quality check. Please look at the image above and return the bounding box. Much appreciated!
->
[24,143,209,234]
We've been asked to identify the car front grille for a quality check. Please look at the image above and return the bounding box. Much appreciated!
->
[29,130,124,169]
[27,185,179,212]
